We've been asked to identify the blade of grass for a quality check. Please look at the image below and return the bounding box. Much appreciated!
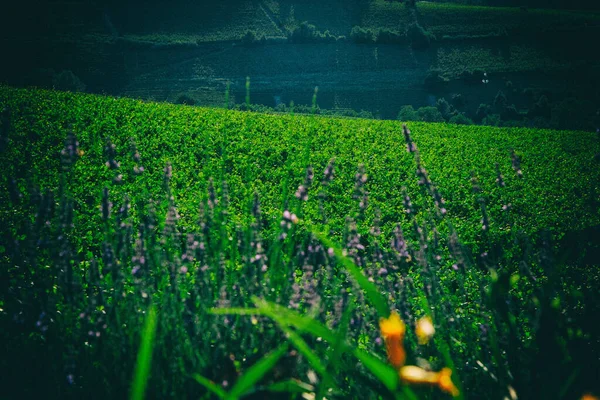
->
[227,342,289,399]
[254,299,337,385]
[351,347,399,393]
[191,374,227,399]
[209,307,261,316]
[254,298,409,397]
[130,305,158,400]
[252,298,334,341]
[312,230,390,317]
[267,379,314,394]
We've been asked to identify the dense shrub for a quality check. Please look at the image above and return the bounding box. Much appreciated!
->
[476,103,492,122]
[406,22,434,49]
[449,112,473,125]
[528,94,551,118]
[376,28,407,44]
[350,26,376,44]
[397,105,419,121]
[417,106,444,122]
[483,113,502,126]
[451,93,466,108]
[174,94,197,106]
[435,97,455,120]
[493,90,508,112]
[501,104,520,121]
[551,97,590,131]
[52,70,86,92]
[287,21,339,43]
[241,30,266,45]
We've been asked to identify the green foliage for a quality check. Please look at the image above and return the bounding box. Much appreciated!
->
[130,305,158,400]
[1,86,600,399]
[174,93,197,106]
[436,97,455,120]
[241,30,266,45]
[376,28,407,44]
[227,343,289,399]
[449,112,473,125]
[287,21,340,43]
[406,22,434,49]
[417,106,445,122]
[52,70,86,93]
[349,26,376,44]
[424,69,450,89]
[398,105,419,121]
[476,103,492,122]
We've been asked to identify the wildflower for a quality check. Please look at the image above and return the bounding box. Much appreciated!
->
[415,316,435,345]
[581,394,599,400]
[399,366,459,397]
[379,312,406,368]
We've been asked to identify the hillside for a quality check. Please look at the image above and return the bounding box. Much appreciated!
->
[2,86,598,250]
[2,1,599,129]
[2,86,600,399]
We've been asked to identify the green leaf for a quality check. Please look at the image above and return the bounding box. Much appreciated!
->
[267,379,314,394]
[130,305,158,400]
[253,298,335,342]
[352,348,399,393]
[227,343,289,399]
[312,230,390,317]
[278,325,328,377]
[191,374,227,399]
[209,307,261,316]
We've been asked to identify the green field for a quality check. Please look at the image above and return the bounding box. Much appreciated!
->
[1,86,599,398]
[2,86,598,248]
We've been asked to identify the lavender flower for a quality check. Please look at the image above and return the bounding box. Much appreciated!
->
[495,163,506,187]
[403,124,417,153]
[511,149,523,178]
[295,165,314,201]
[354,164,368,214]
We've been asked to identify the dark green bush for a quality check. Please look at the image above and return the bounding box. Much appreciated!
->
[376,28,407,44]
[483,113,502,126]
[417,106,444,122]
[397,105,419,121]
[528,95,551,118]
[52,70,86,93]
[287,22,339,43]
[424,69,449,89]
[436,97,455,120]
[241,30,266,45]
[449,112,473,125]
[493,90,508,112]
[174,93,197,106]
[406,22,434,49]
[451,93,466,108]
[350,26,376,44]
[476,103,492,122]
[501,104,520,121]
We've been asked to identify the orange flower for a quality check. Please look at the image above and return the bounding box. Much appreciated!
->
[415,316,435,345]
[400,366,459,397]
[379,312,406,368]
[581,394,599,400]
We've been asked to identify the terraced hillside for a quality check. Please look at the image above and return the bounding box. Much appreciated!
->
[2,1,599,128]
